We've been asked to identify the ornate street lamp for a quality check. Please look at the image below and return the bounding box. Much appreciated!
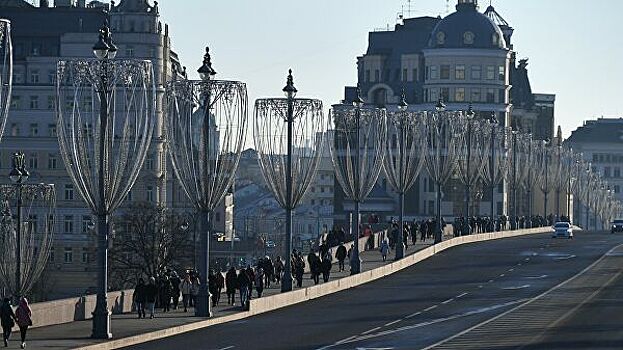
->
[330,88,386,273]
[56,24,155,338]
[166,48,247,315]
[455,105,487,234]
[509,133,531,228]
[535,140,554,223]
[424,99,463,242]
[480,115,509,229]
[383,91,425,259]
[0,19,12,142]
[254,70,326,291]
[0,153,55,299]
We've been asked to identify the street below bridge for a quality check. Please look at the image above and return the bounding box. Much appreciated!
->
[124,231,623,350]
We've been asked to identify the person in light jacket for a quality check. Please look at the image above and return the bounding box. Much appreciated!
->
[180,273,193,312]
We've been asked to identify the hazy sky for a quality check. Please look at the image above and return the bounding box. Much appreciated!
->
[154,0,622,139]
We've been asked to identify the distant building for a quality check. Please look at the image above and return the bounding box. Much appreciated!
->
[335,0,557,226]
[565,118,623,228]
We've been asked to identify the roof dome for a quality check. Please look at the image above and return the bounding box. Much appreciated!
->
[428,0,507,50]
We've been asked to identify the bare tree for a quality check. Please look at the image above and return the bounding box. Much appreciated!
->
[109,203,194,290]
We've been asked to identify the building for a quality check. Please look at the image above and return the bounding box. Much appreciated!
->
[335,0,557,227]
[565,118,623,228]
[0,0,232,298]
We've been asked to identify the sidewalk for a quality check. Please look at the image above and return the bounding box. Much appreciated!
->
[20,239,437,350]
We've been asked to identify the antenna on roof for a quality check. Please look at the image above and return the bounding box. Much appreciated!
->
[446,0,450,14]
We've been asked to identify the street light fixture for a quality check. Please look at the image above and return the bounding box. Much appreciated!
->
[57,23,156,338]
[255,69,326,290]
[166,47,247,316]
[0,19,13,142]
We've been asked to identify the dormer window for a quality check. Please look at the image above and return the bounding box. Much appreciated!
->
[492,33,499,46]
[463,31,475,45]
[436,31,446,46]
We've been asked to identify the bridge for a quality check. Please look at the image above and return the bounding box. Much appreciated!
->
[14,227,623,349]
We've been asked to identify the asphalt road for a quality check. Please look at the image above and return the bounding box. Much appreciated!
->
[124,231,623,350]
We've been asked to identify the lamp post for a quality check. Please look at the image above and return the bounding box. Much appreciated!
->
[383,91,425,259]
[166,47,247,315]
[0,19,12,142]
[480,114,508,231]
[57,24,154,338]
[255,70,326,288]
[330,88,386,272]
[9,153,26,299]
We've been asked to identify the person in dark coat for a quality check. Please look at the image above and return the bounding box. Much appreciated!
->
[1,297,16,347]
[237,267,251,310]
[159,276,172,313]
[321,255,332,282]
[225,267,238,305]
[215,270,225,306]
[208,270,219,307]
[335,244,347,272]
[133,278,147,318]
[169,271,181,310]
[145,277,158,319]
[294,255,305,287]
[310,254,322,285]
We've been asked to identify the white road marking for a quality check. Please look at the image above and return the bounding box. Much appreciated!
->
[456,292,468,298]
[384,319,402,327]
[502,284,531,290]
[360,327,381,335]
[488,279,494,283]
[525,258,530,261]
[524,274,548,280]
[216,347,235,350]
[478,285,483,288]
[555,254,577,261]
[508,268,515,272]
[441,298,454,304]
[406,311,421,319]
[423,305,438,312]
[500,274,506,277]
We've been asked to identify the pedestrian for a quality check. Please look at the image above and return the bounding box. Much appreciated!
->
[225,267,238,305]
[335,244,347,272]
[237,267,251,310]
[1,297,16,347]
[310,254,321,285]
[133,278,147,319]
[14,298,32,349]
[380,238,390,262]
[145,277,158,319]
[321,254,332,282]
[255,267,265,298]
[208,270,219,307]
[215,269,225,306]
[160,276,172,313]
[180,273,192,312]
[294,255,304,288]
[170,271,181,310]
[190,273,200,308]
[274,256,284,284]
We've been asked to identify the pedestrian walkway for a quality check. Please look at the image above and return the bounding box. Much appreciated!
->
[20,239,439,350]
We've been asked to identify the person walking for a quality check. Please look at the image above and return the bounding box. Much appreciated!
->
[208,270,218,307]
[133,278,147,319]
[294,256,304,288]
[145,277,158,319]
[14,298,31,349]
[237,267,251,310]
[1,297,16,347]
[335,244,347,272]
[225,267,238,306]
[380,238,390,262]
[180,273,192,312]
[215,270,225,306]
[310,254,321,285]
[254,267,265,298]
[190,273,200,308]
[274,256,284,284]
[160,276,172,313]
[321,254,332,283]
[170,271,181,310]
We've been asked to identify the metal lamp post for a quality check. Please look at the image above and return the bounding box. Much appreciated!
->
[57,24,155,338]
[424,99,462,242]
[480,115,509,230]
[330,88,386,273]
[254,70,326,291]
[0,153,55,299]
[383,91,425,259]
[0,19,12,142]
[167,47,247,315]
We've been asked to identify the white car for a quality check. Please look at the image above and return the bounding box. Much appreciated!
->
[552,222,573,239]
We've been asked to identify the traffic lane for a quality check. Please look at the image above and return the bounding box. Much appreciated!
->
[525,251,623,350]
[323,232,622,349]
[123,232,622,350]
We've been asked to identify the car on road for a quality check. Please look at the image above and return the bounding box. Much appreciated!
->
[611,219,623,234]
[552,222,573,239]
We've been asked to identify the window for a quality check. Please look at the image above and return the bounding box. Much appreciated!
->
[440,65,450,80]
[28,154,37,169]
[402,68,408,82]
[82,248,89,264]
[430,66,439,80]
[471,89,481,102]
[321,187,325,193]
[429,89,438,103]
[125,45,135,57]
[29,96,39,109]
[64,184,74,200]
[49,124,57,137]
[498,65,505,81]
[498,89,505,103]
[374,70,380,82]
[30,69,40,84]
[48,70,56,84]
[30,123,38,136]
[365,70,370,82]
[10,96,20,109]
[10,123,19,137]
[486,66,496,80]
[615,185,621,194]
[455,88,465,102]
[455,65,465,80]
[64,247,73,263]
[311,199,316,205]
[615,167,621,178]
[82,216,92,233]
[471,66,481,80]
[604,167,611,178]
[145,155,154,170]
[47,96,54,110]
[440,88,450,102]
[146,186,154,202]
[463,31,475,45]
[48,154,58,169]
[64,216,74,234]
[412,68,418,82]
[486,89,495,103]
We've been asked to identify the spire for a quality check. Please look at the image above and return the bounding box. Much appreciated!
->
[484,3,514,48]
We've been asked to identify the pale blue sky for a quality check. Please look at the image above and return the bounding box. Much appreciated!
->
[155,0,622,138]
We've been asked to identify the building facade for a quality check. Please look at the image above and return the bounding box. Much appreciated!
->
[335,0,557,227]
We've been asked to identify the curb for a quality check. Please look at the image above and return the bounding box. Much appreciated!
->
[74,227,553,350]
